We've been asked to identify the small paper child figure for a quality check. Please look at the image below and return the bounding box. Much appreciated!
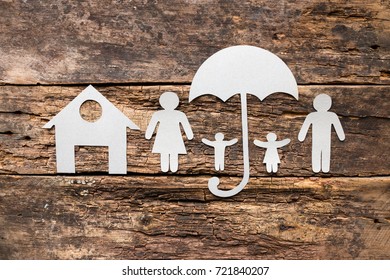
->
[145,91,193,173]
[254,133,290,173]
[202,133,238,171]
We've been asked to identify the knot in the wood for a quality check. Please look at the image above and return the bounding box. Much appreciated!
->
[139,214,152,226]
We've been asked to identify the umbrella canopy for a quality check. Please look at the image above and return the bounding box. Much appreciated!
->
[189,45,298,102]
[189,45,298,198]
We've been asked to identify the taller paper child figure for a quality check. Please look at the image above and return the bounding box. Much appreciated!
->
[202,133,237,171]
[43,85,140,174]
[298,94,345,173]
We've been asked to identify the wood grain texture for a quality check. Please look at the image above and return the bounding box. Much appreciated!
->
[0,0,389,260]
[0,85,389,176]
[0,175,389,259]
[0,0,389,85]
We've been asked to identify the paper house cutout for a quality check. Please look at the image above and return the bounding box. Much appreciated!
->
[43,85,140,174]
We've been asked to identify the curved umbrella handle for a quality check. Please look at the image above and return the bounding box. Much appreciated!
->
[208,170,250,197]
[208,93,250,197]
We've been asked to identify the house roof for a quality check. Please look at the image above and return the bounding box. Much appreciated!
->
[43,85,139,130]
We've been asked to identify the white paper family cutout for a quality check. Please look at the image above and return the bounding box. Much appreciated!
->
[145,91,193,172]
[43,85,139,174]
[202,133,238,171]
[254,133,290,173]
[189,45,299,197]
[298,93,345,173]
[43,45,345,198]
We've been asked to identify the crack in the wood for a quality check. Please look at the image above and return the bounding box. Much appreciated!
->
[0,110,42,117]
[0,82,193,87]
[0,174,389,179]
[1,83,390,87]
[339,114,390,120]
[0,131,14,135]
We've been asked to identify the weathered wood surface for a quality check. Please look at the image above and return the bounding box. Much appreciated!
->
[0,0,389,85]
[0,0,389,261]
[0,175,389,259]
[0,85,389,176]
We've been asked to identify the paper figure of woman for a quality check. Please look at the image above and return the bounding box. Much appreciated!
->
[145,91,193,172]
[254,132,290,173]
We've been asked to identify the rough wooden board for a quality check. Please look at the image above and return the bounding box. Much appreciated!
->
[0,85,389,176]
[0,175,388,259]
[0,0,389,85]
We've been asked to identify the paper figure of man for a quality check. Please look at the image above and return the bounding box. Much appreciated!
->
[145,91,193,173]
[298,94,345,173]
[202,133,237,171]
[254,132,290,173]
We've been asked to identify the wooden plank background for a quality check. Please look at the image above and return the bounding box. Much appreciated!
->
[0,0,389,259]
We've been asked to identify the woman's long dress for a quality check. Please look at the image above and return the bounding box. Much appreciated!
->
[151,110,189,155]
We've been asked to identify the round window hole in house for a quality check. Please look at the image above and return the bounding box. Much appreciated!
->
[80,100,102,122]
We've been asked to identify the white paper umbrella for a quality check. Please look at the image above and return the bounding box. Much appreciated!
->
[189,45,298,197]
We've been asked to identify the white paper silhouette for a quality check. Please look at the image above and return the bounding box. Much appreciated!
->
[43,85,140,174]
[202,133,238,171]
[145,91,193,172]
[254,133,290,173]
[189,45,298,197]
[298,94,345,173]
